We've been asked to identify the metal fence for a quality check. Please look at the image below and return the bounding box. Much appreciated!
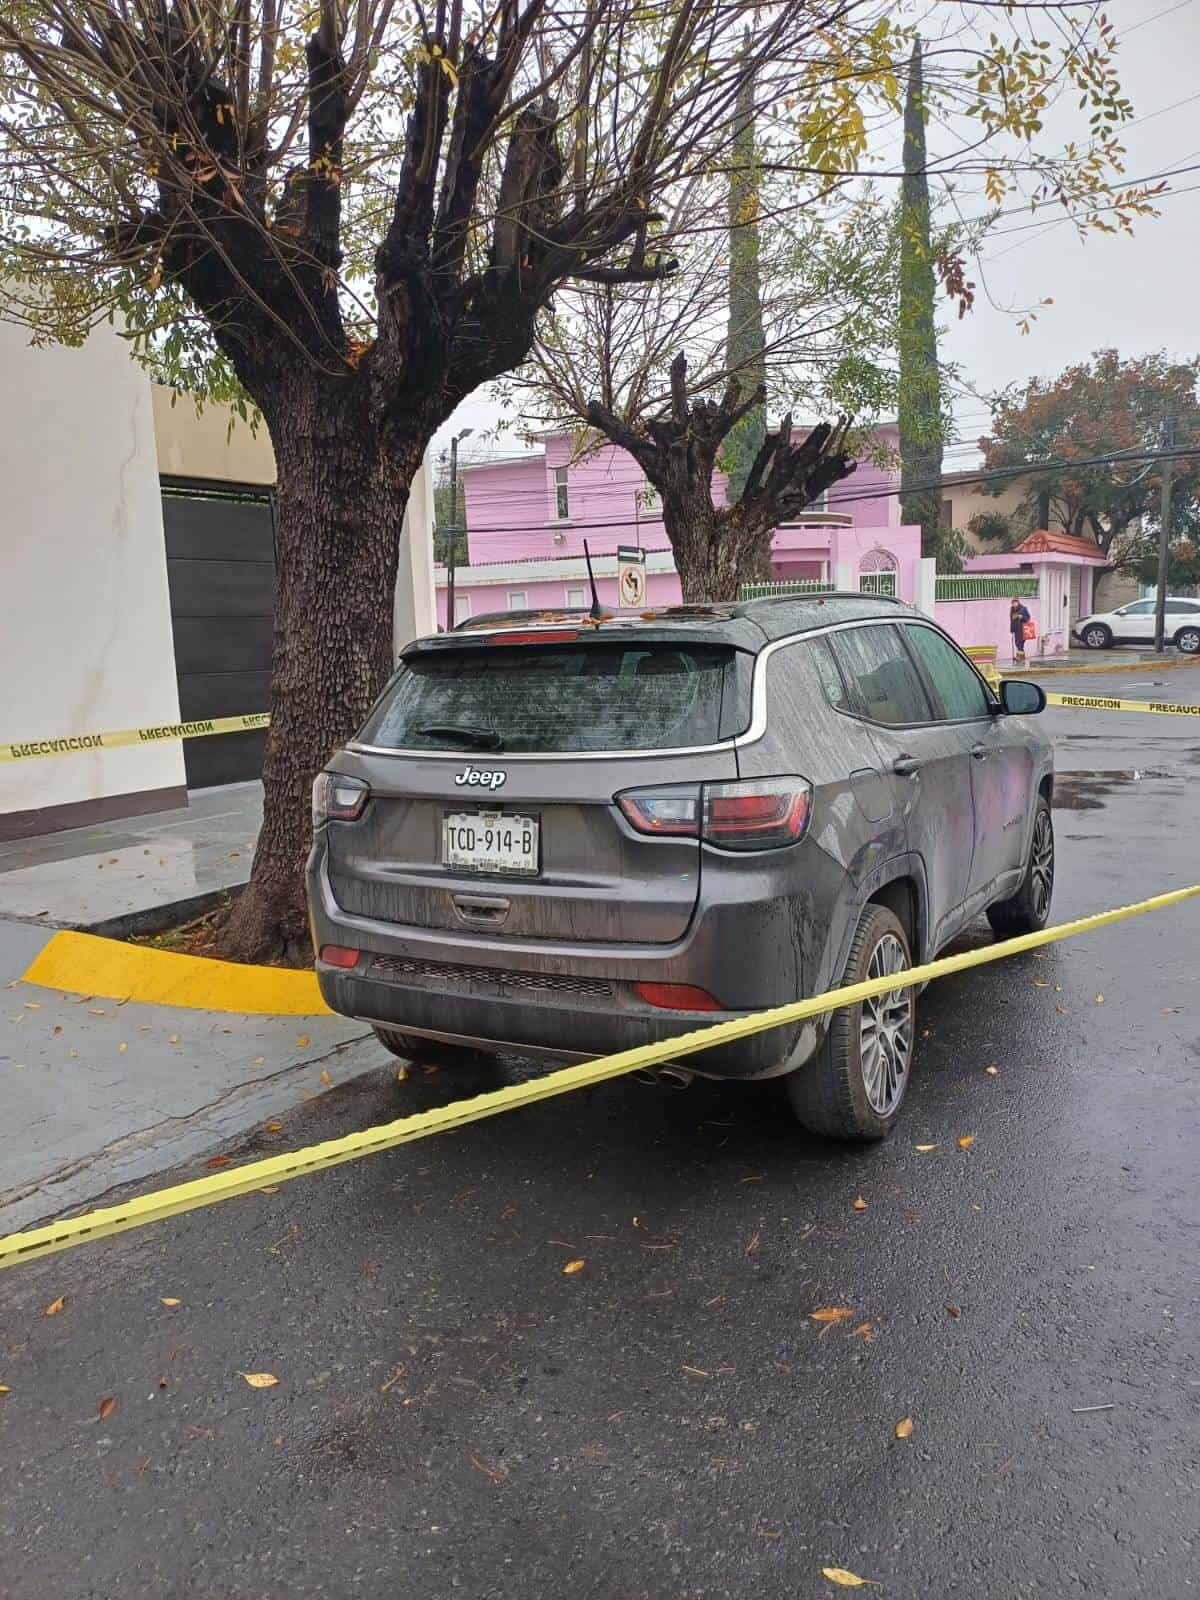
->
[738,578,837,600]
[858,571,898,597]
[935,574,1039,601]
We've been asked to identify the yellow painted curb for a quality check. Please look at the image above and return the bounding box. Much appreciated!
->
[21,931,331,1015]
[1003,655,1200,679]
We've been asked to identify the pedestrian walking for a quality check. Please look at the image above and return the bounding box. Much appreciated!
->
[1010,597,1033,662]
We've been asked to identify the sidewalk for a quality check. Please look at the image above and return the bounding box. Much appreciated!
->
[0,780,387,1234]
[0,781,257,929]
[1018,646,1193,672]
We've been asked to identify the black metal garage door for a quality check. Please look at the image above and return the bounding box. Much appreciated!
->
[161,481,275,788]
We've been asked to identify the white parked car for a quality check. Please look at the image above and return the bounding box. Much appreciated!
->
[1073,597,1200,653]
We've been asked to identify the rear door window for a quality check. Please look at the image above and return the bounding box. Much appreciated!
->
[829,625,934,726]
[904,624,992,721]
[358,642,746,753]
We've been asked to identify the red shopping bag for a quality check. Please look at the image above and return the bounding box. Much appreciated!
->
[1022,621,1037,642]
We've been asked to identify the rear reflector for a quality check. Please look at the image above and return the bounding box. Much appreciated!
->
[635,981,722,1011]
[320,945,360,969]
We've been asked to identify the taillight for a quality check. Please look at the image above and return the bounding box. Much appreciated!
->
[702,778,812,850]
[312,772,369,826]
[320,945,360,969]
[617,777,811,850]
[635,981,722,1011]
[617,786,700,836]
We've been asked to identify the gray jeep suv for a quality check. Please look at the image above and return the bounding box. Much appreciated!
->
[306,594,1053,1139]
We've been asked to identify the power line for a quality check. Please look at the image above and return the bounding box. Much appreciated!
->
[452,443,1200,540]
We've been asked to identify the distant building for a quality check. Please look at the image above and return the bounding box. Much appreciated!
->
[437,425,922,624]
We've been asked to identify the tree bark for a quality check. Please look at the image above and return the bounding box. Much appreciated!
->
[219,375,420,962]
[664,497,754,602]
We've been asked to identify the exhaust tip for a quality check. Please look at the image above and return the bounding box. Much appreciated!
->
[633,1065,694,1090]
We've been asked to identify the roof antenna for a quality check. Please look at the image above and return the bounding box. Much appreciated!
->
[583,539,604,621]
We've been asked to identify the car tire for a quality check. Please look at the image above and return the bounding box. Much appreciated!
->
[986,795,1055,937]
[786,904,915,1142]
[1175,626,1200,655]
[1081,623,1112,649]
[373,1027,493,1069]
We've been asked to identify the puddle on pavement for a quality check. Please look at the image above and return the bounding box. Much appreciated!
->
[1053,768,1180,811]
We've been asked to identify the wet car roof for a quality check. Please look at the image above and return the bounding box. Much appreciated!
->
[416,593,918,654]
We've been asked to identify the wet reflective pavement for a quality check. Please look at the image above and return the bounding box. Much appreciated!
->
[1,669,1198,1599]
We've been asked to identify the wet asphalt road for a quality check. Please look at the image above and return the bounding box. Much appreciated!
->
[2,668,1199,1600]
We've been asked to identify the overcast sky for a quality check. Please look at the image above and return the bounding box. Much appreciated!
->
[435,0,1200,470]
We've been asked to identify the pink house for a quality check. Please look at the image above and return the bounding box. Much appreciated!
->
[435,427,921,625]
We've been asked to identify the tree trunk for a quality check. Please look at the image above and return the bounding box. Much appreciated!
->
[664,495,753,603]
[219,376,419,962]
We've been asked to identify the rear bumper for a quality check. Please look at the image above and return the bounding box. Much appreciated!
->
[305,840,844,1080]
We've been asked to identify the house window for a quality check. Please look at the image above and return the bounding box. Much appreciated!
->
[553,466,570,520]
[453,593,471,623]
[507,589,528,611]
[940,499,953,529]
[565,585,587,608]
[808,486,829,514]
[640,477,660,513]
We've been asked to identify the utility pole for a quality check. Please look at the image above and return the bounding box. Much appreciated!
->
[445,426,473,629]
[1153,416,1176,654]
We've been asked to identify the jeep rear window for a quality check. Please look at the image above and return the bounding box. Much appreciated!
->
[357,643,748,753]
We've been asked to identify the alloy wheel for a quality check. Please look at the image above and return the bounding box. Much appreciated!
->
[859,932,913,1116]
[1084,627,1108,649]
[1031,809,1055,920]
[1178,628,1200,655]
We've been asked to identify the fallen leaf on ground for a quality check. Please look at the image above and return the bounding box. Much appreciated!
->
[23,1002,41,1010]
[97,1396,118,1421]
[43,1296,66,1317]
[259,1185,280,1195]
[52,1025,62,1036]
[205,1155,233,1168]
[852,1196,869,1212]
[1033,978,1050,988]
[985,1066,999,1077]
[160,1297,180,1307]
[945,1303,961,1318]
[895,1416,914,1439]
[851,1323,874,1342]
[468,1451,509,1482]
[168,1034,180,1045]
[563,1259,585,1274]
[254,1057,266,1066]
[240,1372,279,1388]
[915,1143,937,1153]
[810,1307,853,1324]
[1055,1004,1068,1014]
[0,1384,11,1394]
[265,1121,281,1132]
[296,1035,310,1048]
[822,1567,878,1588]
[119,1043,127,1053]
[1095,994,1104,1004]
[957,1135,974,1149]
[396,1065,410,1082]
[320,1069,332,1087]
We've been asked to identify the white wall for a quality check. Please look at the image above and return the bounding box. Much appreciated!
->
[0,320,184,819]
[394,451,438,655]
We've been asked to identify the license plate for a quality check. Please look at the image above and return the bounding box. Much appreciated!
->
[443,811,539,876]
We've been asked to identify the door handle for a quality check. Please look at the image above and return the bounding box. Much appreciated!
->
[892,755,921,777]
[971,743,988,762]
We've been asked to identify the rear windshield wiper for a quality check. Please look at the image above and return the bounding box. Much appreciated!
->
[416,724,505,751]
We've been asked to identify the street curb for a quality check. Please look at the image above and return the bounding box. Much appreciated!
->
[85,885,243,941]
[1003,654,1200,679]
[20,930,330,1015]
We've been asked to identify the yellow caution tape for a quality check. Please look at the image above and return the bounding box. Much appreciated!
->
[5,684,1197,762]
[1046,692,1200,717]
[0,713,270,764]
[3,879,1197,1273]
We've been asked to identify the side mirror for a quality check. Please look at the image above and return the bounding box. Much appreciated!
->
[998,679,1046,716]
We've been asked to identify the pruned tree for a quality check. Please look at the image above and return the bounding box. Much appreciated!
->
[588,351,854,601]
[497,6,1156,600]
[0,0,871,958]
